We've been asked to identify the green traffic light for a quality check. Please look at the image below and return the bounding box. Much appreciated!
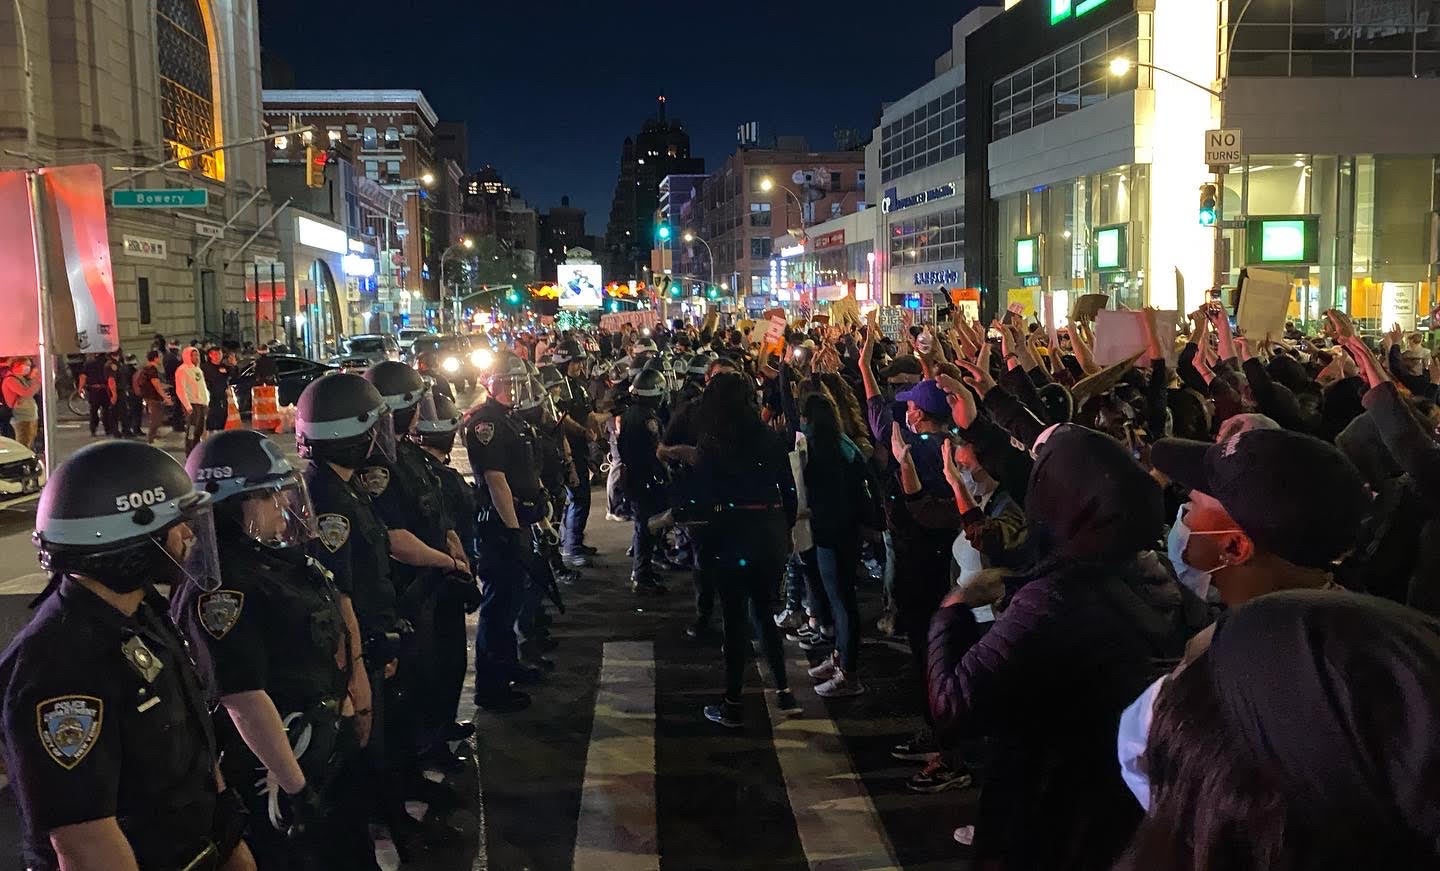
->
[657,224,672,241]
[1198,208,1217,227]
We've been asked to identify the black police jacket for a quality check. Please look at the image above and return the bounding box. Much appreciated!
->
[304,459,397,637]
[421,450,479,562]
[464,398,546,522]
[358,440,451,592]
[618,403,664,488]
[0,581,218,871]
[172,533,347,712]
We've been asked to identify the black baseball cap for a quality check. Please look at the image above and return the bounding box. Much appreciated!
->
[1151,428,1367,568]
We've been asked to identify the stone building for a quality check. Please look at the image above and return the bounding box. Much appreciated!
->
[0,0,282,349]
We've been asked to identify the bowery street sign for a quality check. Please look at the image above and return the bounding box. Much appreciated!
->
[1204,129,1244,166]
[111,188,209,209]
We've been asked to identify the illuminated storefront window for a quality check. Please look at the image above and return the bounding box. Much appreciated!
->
[157,0,223,181]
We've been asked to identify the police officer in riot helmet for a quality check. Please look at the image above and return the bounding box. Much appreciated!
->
[619,365,670,594]
[412,351,455,404]
[406,393,481,764]
[359,361,471,774]
[294,372,411,867]
[176,430,344,870]
[0,440,255,871]
[464,353,550,712]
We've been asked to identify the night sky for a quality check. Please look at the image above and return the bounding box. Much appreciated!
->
[258,0,990,235]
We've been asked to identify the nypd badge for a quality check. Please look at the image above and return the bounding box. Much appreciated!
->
[36,695,103,769]
[476,422,496,445]
[197,590,245,640]
[358,466,390,497]
[316,514,350,553]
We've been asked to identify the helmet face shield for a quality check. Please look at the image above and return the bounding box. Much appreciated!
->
[239,477,317,549]
[176,494,223,593]
[368,406,397,462]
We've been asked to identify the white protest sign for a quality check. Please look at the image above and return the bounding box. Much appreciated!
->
[1236,266,1292,340]
[1093,308,1180,367]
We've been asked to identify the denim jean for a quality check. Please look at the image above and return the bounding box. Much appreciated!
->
[562,477,592,554]
[816,537,861,672]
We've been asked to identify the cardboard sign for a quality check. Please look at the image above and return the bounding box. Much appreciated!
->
[1236,266,1292,340]
[829,296,861,328]
[1041,291,1060,349]
[1092,308,1180,367]
[876,306,904,340]
[764,315,786,344]
[1007,301,1025,316]
[1072,293,1110,323]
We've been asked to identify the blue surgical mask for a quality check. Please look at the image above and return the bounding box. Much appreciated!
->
[1166,505,1236,601]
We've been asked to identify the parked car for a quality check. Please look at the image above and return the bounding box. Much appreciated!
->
[0,435,45,509]
[325,353,372,373]
[233,355,335,415]
[339,334,401,366]
[396,327,434,355]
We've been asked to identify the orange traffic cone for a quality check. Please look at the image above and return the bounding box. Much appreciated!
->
[224,388,242,430]
[251,385,281,434]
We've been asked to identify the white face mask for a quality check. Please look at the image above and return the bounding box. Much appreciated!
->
[1165,505,1239,600]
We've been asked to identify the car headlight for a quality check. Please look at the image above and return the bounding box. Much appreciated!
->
[441,356,461,373]
[471,349,494,369]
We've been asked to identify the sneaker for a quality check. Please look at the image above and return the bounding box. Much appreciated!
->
[953,825,976,846]
[606,513,631,523]
[704,699,744,728]
[631,577,667,595]
[561,552,589,569]
[774,608,806,630]
[891,732,938,761]
[906,760,973,793]
[774,690,803,717]
[807,653,838,682]
[798,626,833,651]
[875,609,898,637]
[814,669,866,698]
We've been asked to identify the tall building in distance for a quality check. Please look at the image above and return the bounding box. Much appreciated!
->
[539,196,588,281]
[603,95,705,280]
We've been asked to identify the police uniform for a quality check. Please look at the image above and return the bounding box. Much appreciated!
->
[171,533,347,869]
[618,399,666,583]
[81,354,114,436]
[357,440,452,601]
[0,581,224,871]
[464,397,545,698]
[302,458,400,869]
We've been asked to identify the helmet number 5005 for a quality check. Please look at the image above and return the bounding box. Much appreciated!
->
[116,487,168,512]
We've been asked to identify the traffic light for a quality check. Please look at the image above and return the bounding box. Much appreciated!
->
[1198,183,1219,226]
[656,223,672,242]
[305,145,326,189]
[506,289,520,304]
[706,284,719,299]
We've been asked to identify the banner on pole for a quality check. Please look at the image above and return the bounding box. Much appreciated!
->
[0,171,42,357]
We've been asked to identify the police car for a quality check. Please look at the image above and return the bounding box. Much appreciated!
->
[0,434,45,508]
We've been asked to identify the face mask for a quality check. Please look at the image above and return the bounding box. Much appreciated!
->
[1166,505,1240,600]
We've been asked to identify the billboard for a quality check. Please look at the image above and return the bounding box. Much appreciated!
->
[557,263,603,309]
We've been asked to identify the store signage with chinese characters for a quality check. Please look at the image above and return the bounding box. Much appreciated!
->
[913,268,960,286]
[812,230,846,251]
[1050,0,1109,25]
[122,235,167,260]
[880,181,956,214]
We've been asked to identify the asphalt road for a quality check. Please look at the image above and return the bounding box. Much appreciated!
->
[0,404,978,870]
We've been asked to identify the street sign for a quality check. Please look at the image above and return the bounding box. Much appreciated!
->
[111,188,208,209]
[194,221,224,238]
[1204,129,1243,166]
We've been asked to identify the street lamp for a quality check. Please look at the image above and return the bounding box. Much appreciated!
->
[759,176,808,234]
[682,231,716,288]
[441,237,476,331]
[420,170,436,187]
[1107,57,1224,98]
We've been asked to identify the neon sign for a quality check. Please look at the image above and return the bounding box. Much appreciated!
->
[1051,0,1109,24]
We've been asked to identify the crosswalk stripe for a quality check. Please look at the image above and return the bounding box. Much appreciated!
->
[573,641,659,871]
[761,658,903,871]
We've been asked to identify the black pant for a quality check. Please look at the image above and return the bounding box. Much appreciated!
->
[701,510,790,700]
[411,580,468,749]
[326,670,387,871]
[630,485,663,579]
[86,388,115,436]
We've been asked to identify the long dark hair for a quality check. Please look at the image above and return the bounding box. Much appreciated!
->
[817,372,872,456]
[800,389,845,465]
[1116,654,1289,871]
[695,372,767,469]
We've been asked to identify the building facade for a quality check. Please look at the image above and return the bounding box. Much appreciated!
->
[602,96,705,280]
[967,0,1440,327]
[0,0,281,349]
[261,89,440,310]
[771,208,878,316]
[700,141,867,302]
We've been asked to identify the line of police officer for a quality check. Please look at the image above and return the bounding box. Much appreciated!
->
[0,349,590,870]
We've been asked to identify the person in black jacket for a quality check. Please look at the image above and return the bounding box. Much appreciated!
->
[674,372,801,729]
[927,425,1206,870]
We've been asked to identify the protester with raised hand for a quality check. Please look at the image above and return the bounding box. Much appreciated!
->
[927,425,1204,869]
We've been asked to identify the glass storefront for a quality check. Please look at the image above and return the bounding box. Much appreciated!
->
[997,163,1151,312]
[1224,153,1438,330]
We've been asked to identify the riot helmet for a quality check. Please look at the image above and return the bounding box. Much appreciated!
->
[629,367,668,406]
[364,360,426,434]
[295,373,397,469]
[551,339,586,367]
[486,353,539,409]
[185,429,317,550]
[35,441,222,593]
[413,392,461,454]
[538,364,573,404]
[688,350,717,380]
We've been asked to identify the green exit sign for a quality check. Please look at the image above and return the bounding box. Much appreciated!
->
[1051,0,1110,24]
[111,188,209,209]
